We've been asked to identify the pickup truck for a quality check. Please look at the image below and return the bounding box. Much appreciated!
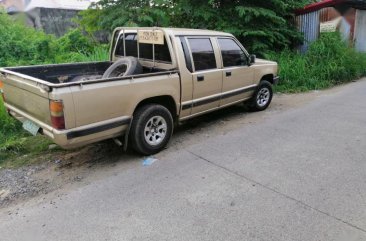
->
[0,27,279,155]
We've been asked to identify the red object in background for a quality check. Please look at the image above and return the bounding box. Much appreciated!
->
[296,0,348,15]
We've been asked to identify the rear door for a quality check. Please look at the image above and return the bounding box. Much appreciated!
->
[216,37,255,106]
[186,37,222,114]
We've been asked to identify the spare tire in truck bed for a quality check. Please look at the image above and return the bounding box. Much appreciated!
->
[103,57,143,78]
[69,75,103,83]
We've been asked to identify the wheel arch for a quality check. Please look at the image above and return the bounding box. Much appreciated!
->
[134,95,178,120]
[260,74,274,84]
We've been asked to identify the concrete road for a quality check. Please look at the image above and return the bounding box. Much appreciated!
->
[1,80,366,241]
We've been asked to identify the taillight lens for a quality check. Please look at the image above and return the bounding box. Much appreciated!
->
[50,100,65,130]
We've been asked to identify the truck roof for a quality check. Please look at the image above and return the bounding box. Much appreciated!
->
[114,27,233,37]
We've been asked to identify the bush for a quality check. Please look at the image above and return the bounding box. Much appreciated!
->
[269,33,366,93]
[0,13,56,66]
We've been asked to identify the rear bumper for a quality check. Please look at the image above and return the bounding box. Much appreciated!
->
[273,76,280,85]
[52,118,131,149]
[6,103,131,149]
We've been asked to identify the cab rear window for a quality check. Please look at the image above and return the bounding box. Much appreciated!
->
[115,33,172,63]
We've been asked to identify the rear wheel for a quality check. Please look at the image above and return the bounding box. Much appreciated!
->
[130,104,173,155]
[248,80,273,111]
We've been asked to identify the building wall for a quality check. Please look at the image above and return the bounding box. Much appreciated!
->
[1,0,95,37]
[27,7,79,37]
[319,7,356,40]
[296,11,320,53]
[355,10,366,52]
[297,6,364,52]
[0,0,24,12]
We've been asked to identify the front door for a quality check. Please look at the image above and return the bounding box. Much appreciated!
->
[217,38,255,106]
[187,37,223,114]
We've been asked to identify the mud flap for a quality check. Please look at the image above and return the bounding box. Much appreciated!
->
[123,117,134,152]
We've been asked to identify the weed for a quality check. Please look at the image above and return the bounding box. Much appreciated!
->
[268,33,366,93]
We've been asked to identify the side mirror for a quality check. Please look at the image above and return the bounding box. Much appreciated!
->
[250,54,256,64]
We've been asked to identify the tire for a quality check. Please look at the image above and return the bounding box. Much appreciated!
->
[130,104,174,155]
[248,80,273,111]
[103,57,143,79]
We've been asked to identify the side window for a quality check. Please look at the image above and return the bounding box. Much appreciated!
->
[188,38,217,71]
[179,37,193,72]
[217,38,248,67]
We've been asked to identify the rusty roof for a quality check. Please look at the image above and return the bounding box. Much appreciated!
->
[296,0,366,15]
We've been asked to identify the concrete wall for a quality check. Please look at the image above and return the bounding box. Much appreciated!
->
[27,8,79,37]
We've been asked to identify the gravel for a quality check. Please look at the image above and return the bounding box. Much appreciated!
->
[0,165,48,207]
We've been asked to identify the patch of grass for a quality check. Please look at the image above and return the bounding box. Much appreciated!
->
[0,97,25,154]
[268,33,366,93]
[0,136,57,168]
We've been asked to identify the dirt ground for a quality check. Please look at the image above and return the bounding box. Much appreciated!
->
[0,89,339,209]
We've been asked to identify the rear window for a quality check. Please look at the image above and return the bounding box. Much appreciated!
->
[115,33,172,63]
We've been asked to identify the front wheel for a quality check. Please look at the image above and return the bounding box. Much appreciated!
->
[248,80,273,111]
[130,104,173,155]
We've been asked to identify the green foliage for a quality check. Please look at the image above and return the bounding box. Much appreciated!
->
[0,11,109,67]
[79,0,172,32]
[79,0,311,55]
[268,33,366,93]
[0,12,56,66]
[56,28,94,54]
[0,97,27,163]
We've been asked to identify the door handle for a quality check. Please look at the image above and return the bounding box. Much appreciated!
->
[226,71,232,77]
[197,75,205,81]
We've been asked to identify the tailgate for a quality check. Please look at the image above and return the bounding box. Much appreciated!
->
[1,72,51,125]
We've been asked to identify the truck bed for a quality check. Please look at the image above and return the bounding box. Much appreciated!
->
[2,61,173,86]
[4,62,112,84]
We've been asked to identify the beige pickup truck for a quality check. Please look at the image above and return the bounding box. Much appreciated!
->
[0,27,279,155]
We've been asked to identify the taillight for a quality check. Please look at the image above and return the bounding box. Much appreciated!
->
[50,100,65,130]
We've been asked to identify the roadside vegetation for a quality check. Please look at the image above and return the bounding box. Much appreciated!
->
[1,0,366,167]
[269,33,366,93]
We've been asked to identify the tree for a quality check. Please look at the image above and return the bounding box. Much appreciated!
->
[79,0,311,55]
[79,0,173,32]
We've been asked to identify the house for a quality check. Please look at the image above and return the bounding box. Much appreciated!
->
[0,0,25,13]
[296,0,366,52]
[0,0,98,36]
